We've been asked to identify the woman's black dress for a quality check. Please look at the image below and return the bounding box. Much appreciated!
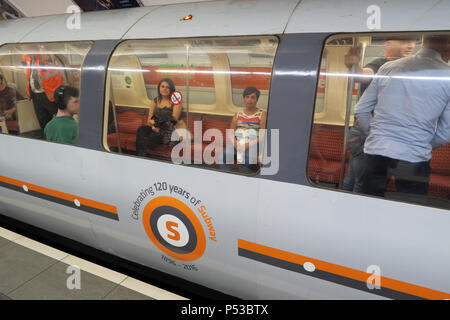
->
[136,102,177,156]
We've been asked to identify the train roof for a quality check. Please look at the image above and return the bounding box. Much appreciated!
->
[0,0,449,46]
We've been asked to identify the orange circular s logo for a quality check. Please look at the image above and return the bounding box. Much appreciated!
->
[142,196,206,261]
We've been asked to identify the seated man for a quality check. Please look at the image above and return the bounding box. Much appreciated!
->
[44,85,79,145]
[0,74,17,121]
[220,86,267,172]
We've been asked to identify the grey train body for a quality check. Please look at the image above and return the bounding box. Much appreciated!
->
[0,0,449,299]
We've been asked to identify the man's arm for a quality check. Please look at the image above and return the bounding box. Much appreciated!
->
[353,76,379,135]
[344,45,375,83]
[430,101,450,150]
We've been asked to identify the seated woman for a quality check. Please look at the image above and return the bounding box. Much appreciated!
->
[136,78,182,156]
[220,86,267,172]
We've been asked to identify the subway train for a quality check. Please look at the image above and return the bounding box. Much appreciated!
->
[0,0,449,299]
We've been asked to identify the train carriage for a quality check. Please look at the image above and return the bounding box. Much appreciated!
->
[0,0,449,299]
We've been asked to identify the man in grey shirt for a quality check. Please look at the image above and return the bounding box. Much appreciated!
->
[354,35,450,197]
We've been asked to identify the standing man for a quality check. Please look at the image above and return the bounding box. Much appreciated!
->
[342,36,416,192]
[345,36,416,94]
[22,44,65,137]
[354,34,450,197]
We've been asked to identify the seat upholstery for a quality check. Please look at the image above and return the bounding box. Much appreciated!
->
[308,125,346,184]
[308,124,450,199]
[6,120,18,132]
[107,110,230,162]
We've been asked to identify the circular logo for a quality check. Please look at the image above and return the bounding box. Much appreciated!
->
[142,196,206,261]
[156,214,189,247]
[170,91,183,105]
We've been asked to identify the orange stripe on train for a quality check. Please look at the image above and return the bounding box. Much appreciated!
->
[238,239,450,300]
[0,175,117,214]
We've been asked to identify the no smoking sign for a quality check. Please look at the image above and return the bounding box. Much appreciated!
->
[171,91,183,105]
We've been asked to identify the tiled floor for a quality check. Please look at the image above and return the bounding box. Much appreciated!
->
[0,226,187,300]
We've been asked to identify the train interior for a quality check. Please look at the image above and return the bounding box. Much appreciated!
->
[103,37,275,168]
[309,34,450,207]
[0,33,448,206]
[0,42,90,137]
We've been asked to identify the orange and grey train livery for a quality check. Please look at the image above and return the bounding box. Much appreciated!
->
[0,0,449,299]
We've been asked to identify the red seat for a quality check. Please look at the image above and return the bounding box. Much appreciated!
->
[386,174,450,199]
[6,120,18,132]
[431,144,450,175]
[429,174,450,199]
[117,111,147,133]
[309,127,344,161]
[430,144,450,199]
[201,119,228,146]
[308,124,450,200]
[107,132,136,150]
[107,109,231,163]
[107,111,146,150]
[308,125,346,184]
[308,158,344,184]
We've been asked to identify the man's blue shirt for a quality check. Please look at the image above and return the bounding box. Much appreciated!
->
[354,48,450,162]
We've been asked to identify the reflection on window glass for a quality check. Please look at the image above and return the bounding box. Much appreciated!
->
[0,41,92,144]
[308,33,450,210]
[139,50,216,106]
[229,44,276,111]
[104,37,277,175]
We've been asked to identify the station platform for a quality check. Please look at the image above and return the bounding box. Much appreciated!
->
[0,226,187,300]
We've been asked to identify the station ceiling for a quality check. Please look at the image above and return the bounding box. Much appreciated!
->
[1,0,213,18]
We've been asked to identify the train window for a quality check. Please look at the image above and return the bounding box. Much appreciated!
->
[0,41,92,144]
[104,36,277,174]
[308,33,450,210]
[229,40,276,112]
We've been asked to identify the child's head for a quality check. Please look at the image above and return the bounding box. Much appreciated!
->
[55,85,80,115]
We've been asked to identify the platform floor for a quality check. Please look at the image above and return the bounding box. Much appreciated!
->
[0,226,187,300]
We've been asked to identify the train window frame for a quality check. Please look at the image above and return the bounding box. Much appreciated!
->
[307,32,450,211]
[102,35,279,177]
[0,40,93,143]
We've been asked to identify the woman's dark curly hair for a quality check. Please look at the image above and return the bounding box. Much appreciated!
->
[156,78,176,103]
